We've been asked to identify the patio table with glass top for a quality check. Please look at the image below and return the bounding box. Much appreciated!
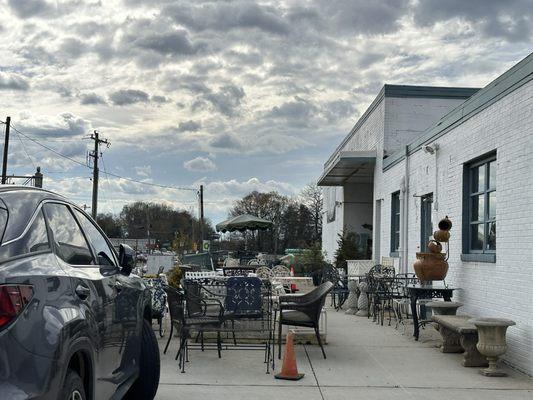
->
[407,283,458,340]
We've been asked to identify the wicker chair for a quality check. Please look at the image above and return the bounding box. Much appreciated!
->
[278,281,334,359]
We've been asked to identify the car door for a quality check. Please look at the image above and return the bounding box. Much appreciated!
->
[73,208,142,387]
[42,202,120,399]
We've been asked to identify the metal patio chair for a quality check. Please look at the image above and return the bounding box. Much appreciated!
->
[163,285,224,373]
[321,265,349,310]
[185,276,276,373]
[278,281,334,359]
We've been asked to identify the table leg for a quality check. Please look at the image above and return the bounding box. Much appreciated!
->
[410,294,419,340]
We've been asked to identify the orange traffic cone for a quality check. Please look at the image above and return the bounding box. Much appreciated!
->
[275,330,304,380]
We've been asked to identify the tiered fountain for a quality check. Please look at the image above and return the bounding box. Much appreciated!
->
[413,216,452,283]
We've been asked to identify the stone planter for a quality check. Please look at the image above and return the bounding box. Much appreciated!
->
[355,281,369,317]
[427,301,463,316]
[469,318,516,377]
[344,279,359,315]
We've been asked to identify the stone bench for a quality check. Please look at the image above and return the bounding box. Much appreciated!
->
[431,315,488,367]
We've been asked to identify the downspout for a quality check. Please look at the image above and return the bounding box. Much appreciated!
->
[434,145,439,212]
[401,146,410,273]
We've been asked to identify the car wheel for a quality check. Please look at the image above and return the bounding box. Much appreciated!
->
[61,369,86,400]
[124,319,161,400]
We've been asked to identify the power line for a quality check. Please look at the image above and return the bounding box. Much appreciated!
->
[9,123,88,167]
[14,129,37,170]
[100,169,197,191]
[6,121,198,192]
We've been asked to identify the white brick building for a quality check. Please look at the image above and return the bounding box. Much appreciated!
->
[319,53,533,375]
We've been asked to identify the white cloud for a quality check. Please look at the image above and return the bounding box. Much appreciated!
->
[0,0,530,223]
[183,156,217,172]
[134,165,151,177]
[203,177,297,197]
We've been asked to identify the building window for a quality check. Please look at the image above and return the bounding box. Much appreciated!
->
[462,153,496,262]
[390,191,400,254]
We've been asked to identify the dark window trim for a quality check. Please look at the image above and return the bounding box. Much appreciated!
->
[462,151,496,258]
[461,253,496,263]
[389,251,399,257]
[72,206,119,268]
[390,191,400,252]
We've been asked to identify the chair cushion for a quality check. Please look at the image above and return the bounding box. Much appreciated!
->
[281,310,312,323]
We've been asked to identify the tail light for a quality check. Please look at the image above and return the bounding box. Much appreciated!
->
[0,285,34,329]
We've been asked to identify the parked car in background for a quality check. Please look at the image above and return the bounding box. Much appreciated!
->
[0,187,160,400]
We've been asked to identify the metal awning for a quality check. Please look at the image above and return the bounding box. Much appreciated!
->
[317,150,376,186]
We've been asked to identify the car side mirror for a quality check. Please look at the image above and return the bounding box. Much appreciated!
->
[119,244,135,275]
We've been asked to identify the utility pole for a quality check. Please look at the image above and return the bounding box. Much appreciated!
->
[199,184,204,242]
[146,208,151,255]
[2,117,11,184]
[89,130,109,219]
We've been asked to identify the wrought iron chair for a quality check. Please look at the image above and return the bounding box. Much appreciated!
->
[255,265,273,279]
[144,276,167,337]
[223,266,257,276]
[321,265,349,310]
[271,265,290,277]
[189,276,275,373]
[365,264,395,321]
[163,285,225,373]
[278,281,334,359]
[391,273,418,328]
[223,257,240,267]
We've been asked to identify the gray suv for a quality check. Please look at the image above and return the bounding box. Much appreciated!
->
[0,187,160,400]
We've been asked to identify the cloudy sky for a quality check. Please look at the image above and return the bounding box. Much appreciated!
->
[0,0,531,223]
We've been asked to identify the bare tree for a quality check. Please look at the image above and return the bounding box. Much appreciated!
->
[300,182,323,242]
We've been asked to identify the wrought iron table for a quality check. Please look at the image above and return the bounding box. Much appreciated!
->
[407,283,457,341]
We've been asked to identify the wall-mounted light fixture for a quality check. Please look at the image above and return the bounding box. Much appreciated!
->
[423,143,439,155]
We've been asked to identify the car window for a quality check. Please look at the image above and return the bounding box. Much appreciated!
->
[74,209,117,267]
[0,209,50,262]
[44,203,93,265]
[0,207,7,242]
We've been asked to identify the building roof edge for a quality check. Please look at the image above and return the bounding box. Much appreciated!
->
[383,51,533,172]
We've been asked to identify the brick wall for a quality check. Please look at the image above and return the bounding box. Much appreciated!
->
[376,80,533,375]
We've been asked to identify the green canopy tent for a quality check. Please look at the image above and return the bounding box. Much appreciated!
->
[216,214,274,251]
[216,214,273,233]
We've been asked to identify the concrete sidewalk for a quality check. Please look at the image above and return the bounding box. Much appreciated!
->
[155,308,533,400]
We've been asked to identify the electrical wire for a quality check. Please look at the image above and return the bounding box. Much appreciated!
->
[14,129,37,170]
[9,123,88,167]
[7,122,198,192]
[99,169,198,191]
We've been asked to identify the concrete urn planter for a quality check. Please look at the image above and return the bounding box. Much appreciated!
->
[469,318,516,377]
